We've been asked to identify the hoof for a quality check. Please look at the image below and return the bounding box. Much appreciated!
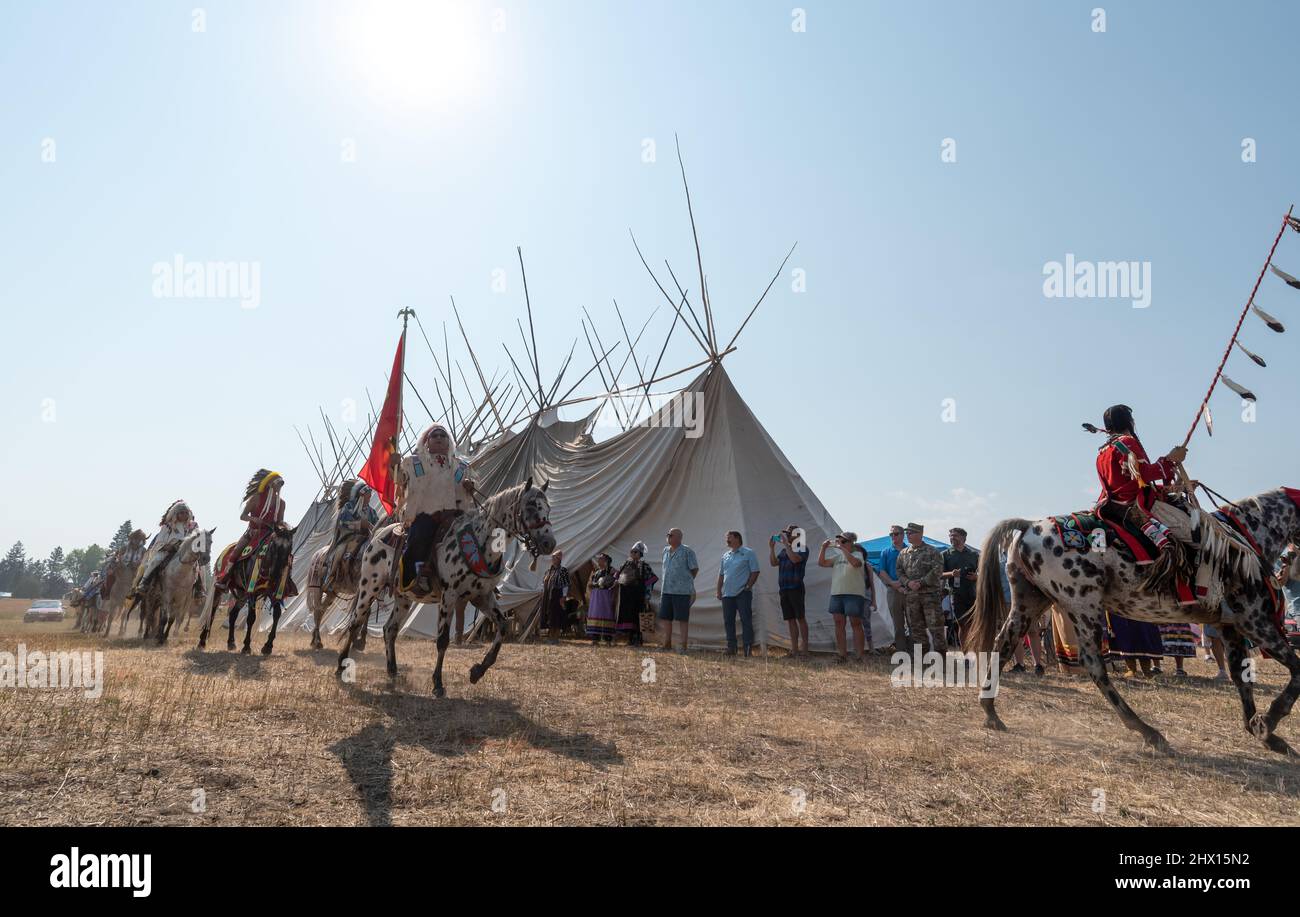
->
[310,638,323,650]
[196,640,206,650]
[1250,713,1273,740]
[226,642,236,652]
[240,645,251,656]
[433,685,446,698]
[1145,734,1174,756]
[261,643,273,656]
[468,664,485,684]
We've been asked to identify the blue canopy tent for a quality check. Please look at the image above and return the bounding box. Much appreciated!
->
[857,530,951,645]
[858,533,949,569]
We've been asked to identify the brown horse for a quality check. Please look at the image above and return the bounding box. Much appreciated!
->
[196,524,297,655]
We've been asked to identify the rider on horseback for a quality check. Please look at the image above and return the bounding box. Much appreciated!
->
[322,479,378,592]
[1094,404,1188,552]
[130,500,199,600]
[214,470,286,589]
[397,423,476,602]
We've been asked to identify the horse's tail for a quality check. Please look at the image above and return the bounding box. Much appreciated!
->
[965,518,1034,654]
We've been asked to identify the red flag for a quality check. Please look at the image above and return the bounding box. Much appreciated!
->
[360,331,405,513]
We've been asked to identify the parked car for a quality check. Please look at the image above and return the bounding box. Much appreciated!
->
[23,599,65,623]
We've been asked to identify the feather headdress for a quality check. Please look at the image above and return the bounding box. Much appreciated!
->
[244,469,282,500]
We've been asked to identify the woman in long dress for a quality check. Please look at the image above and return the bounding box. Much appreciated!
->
[539,552,571,644]
[1107,612,1163,677]
[616,542,656,647]
[1158,622,1198,676]
[586,553,618,645]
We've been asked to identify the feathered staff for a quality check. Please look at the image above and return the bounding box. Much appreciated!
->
[1181,206,1296,445]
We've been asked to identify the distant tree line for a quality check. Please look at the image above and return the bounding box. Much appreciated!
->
[0,520,135,599]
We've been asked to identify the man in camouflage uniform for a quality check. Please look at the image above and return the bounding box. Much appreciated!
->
[896,522,945,654]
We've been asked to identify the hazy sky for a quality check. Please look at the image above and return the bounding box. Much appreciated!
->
[3,0,1299,561]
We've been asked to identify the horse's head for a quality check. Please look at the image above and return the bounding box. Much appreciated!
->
[261,524,297,575]
[519,476,557,557]
[190,527,215,565]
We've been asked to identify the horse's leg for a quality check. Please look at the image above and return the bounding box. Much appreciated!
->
[1220,623,1259,736]
[432,600,451,698]
[227,595,242,651]
[1072,608,1172,754]
[197,586,224,649]
[979,561,1051,731]
[1233,603,1300,757]
[242,595,257,654]
[261,599,282,655]
[155,593,168,645]
[310,590,328,650]
[469,594,505,685]
[383,593,408,679]
[337,589,370,677]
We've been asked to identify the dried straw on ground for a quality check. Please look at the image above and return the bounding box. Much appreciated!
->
[1,598,1296,826]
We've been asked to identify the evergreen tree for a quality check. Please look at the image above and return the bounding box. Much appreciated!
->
[17,558,45,599]
[43,547,68,598]
[0,542,27,594]
[109,520,134,553]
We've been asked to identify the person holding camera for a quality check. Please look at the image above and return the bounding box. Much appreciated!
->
[818,531,868,663]
[769,524,810,656]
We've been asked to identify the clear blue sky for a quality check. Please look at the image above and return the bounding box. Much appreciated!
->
[3,0,1299,560]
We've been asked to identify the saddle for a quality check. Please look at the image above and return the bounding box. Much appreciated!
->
[1052,497,1262,610]
[396,511,499,599]
[215,541,298,599]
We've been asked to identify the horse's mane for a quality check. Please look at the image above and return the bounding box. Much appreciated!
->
[481,480,529,522]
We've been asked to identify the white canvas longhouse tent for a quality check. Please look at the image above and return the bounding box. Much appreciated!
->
[273,363,893,652]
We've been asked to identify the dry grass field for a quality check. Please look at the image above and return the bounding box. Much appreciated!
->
[2,596,1299,826]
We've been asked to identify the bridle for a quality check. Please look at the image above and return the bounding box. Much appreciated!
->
[482,484,552,559]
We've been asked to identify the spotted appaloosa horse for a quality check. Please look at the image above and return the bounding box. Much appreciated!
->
[196,523,297,656]
[336,477,556,697]
[967,487,1300,756]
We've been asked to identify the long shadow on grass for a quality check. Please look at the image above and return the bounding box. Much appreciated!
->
[329,686,623,826]
[180,647,272,680]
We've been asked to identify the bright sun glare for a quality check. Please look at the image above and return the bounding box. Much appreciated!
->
[339,1,481,110]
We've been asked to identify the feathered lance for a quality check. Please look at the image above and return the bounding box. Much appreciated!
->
[1180,206,1294,449]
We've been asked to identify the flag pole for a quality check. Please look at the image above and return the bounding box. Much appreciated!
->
[396,306,413,446]
[1181,205,1293,448]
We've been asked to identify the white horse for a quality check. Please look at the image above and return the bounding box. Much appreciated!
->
[141,527,214,644]
[336,478,556,696]
[968,486,1300,756]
